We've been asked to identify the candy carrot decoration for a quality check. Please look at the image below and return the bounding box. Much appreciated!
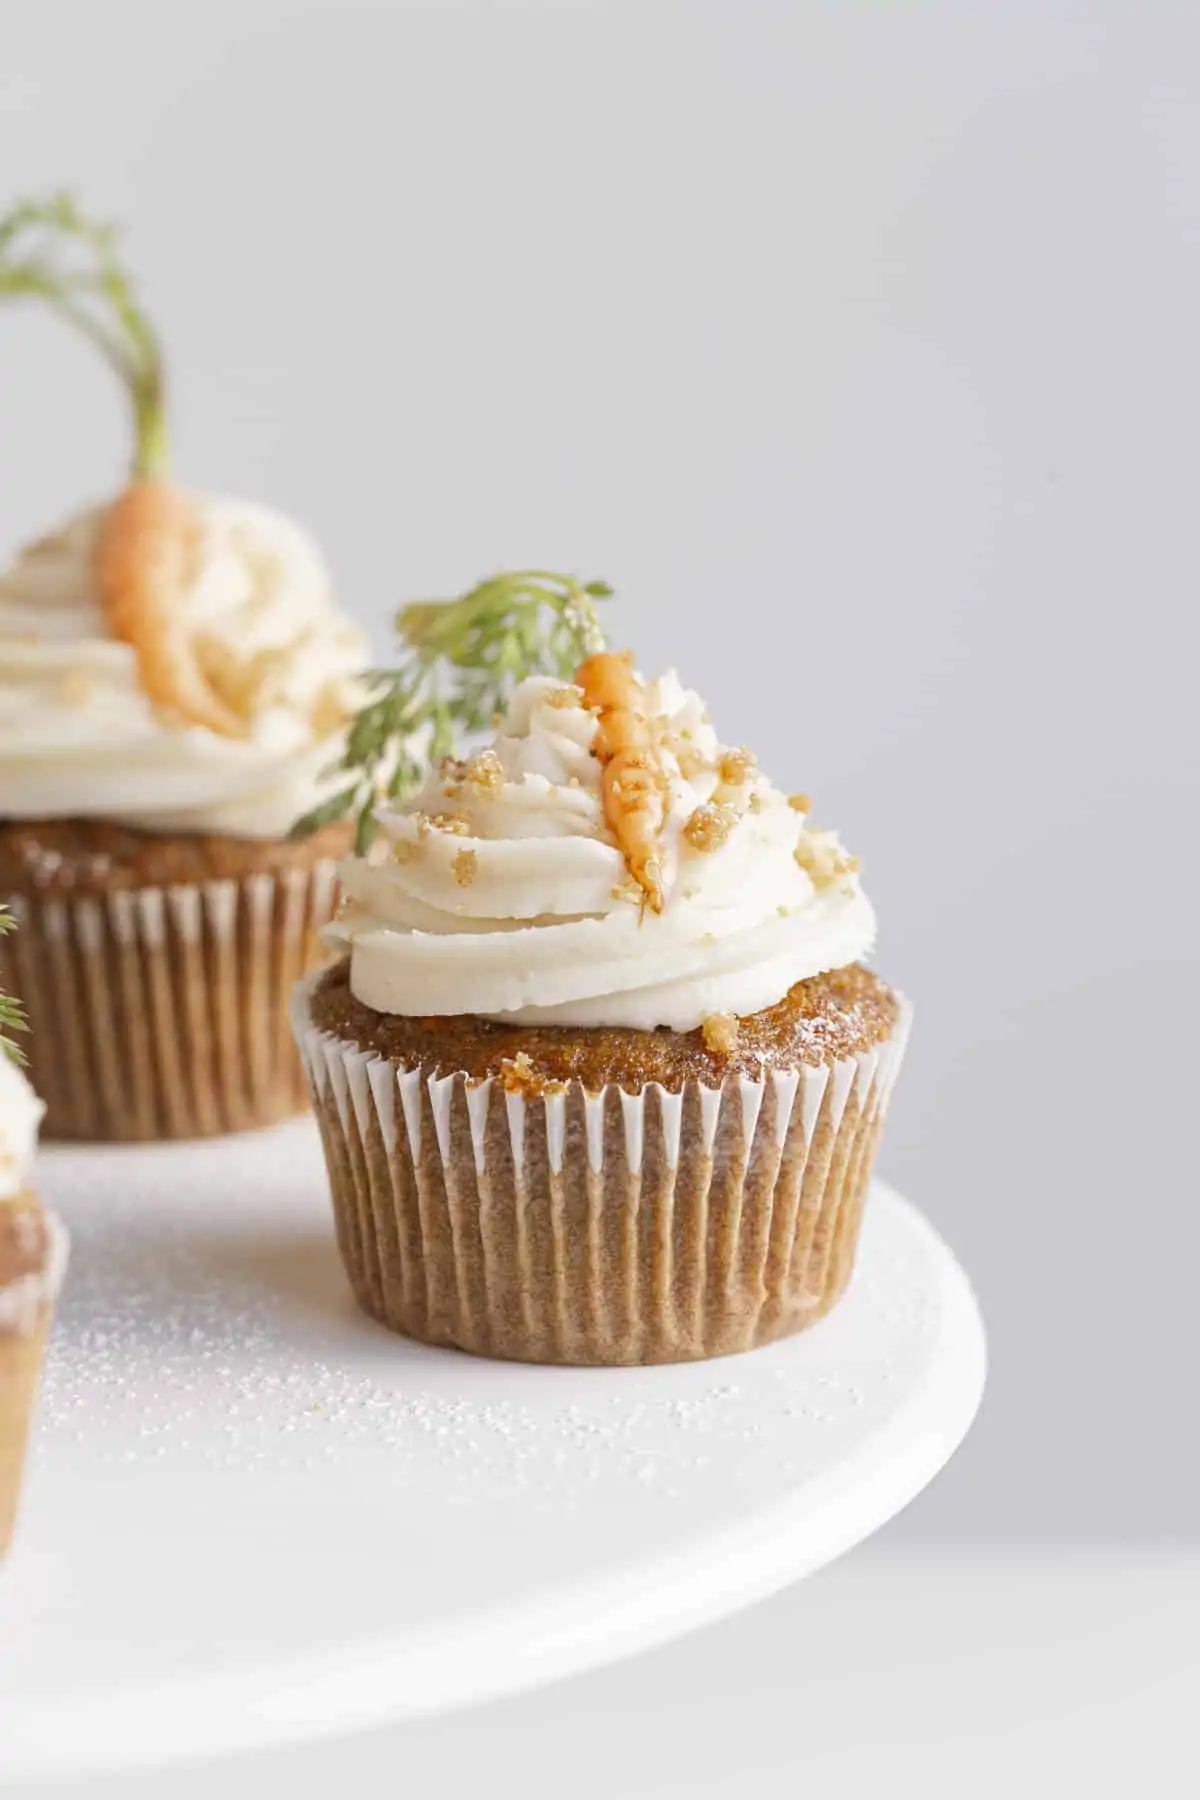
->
[0,192,246,737]
[576,650,669,914]
[95,481,247,737]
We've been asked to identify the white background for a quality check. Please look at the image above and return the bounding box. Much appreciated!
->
[1,0,1196,1790]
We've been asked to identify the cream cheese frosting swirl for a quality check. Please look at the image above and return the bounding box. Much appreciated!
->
[0,495,367,839]
[331,672,875,1032]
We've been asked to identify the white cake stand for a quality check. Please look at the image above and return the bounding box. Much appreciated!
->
[0,1121,984,1783]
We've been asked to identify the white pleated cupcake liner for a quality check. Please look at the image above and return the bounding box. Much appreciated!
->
[293,973,911,1366]
[0,863,338,1140]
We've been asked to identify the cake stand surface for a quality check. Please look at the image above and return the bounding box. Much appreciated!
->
[0,1120,985,1782]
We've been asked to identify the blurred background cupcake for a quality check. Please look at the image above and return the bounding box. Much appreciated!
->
[0,197,367,1139]
[0,906,65,1555]
[293,576,909,1365]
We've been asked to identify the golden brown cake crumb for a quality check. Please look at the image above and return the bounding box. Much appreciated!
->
[453,848,478,888]
[311,957,901,1091]
[788,793,813,813]
[701,1013,740,1055]
[497,1051,567,1097]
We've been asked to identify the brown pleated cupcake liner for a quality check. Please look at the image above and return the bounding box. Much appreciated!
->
[0,863,338,1141]
[1,1208,67,1558]
[293,976,911,1366]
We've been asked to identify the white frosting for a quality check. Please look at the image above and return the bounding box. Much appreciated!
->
[0,1054,44,1199]
[330,672,875,1032]
[0,495,367,839]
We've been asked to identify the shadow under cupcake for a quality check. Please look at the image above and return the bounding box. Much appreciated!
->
[294,648,910,1366]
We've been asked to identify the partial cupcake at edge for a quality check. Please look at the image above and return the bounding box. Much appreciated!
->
[0,906,64,1556]
[0,195,367,1140]
[292,572,910,1366]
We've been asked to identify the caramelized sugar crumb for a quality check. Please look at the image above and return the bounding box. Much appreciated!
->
[718,747,757,786]
[683,802,738,853]
[498,1050,568,1097]
[453,848,478,888]
[463,749,505,794]
[795,830,861,891]
[420,811,473,838]
[788,793,813,814]
[701,1013,741,1056]
[544,684,584,709]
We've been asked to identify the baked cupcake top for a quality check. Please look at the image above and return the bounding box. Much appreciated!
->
[0,497,366,838]
[329,665,874,1033]
[0,193,366,841]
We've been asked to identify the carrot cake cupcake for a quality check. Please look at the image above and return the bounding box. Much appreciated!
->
[0,195,366,1139]
[294,629,910,1365]
[0,922,65,1555]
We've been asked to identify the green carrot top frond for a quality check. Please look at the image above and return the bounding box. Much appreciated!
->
[0,190,168,480]
[292,570,611,853]
[0,906,28,1066]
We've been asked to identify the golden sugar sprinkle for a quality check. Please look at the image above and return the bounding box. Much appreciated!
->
[718,747,757,786]
[453,848,478,888]
[416,810,472,839]
[795,830,861,891]
[683,801,738,854]
[498,1050,568,1097]
[463,748,505,794]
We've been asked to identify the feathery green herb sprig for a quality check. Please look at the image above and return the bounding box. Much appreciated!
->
[0,191,167,479]
[0,907,28,1066]
[292,570,611,852]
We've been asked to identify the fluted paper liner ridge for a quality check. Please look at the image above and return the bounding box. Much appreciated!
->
[0,863,338,1140]
[293,973,911,1366]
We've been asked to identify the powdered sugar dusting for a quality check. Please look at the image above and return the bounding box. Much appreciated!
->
[34,1121,938,1509]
